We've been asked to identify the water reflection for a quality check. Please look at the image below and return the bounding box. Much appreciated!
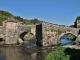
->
[60,35,75,45]
[60,39,74,45]
[0,57,5,60]
[0,42,56,60]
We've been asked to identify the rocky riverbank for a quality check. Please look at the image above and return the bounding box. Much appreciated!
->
[63,45,80,49]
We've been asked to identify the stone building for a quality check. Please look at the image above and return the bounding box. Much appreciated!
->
[74,16,80,28]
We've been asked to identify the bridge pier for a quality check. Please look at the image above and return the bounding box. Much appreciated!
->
[4,19,18,44]
[36,23,59,46]
[36,24,43,46]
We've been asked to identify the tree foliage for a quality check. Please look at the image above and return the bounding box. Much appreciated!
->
[0,10,41,26]
[69,25,75,28]
[76,16,80,20]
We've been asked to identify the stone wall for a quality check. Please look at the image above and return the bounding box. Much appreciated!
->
[0,26,5,38]
[16,25,36,35]
[16,25,36,43]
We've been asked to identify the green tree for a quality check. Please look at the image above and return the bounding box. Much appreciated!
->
[76,16,80,20]
[0,10,41,25]
[30,18,41,24]
[69,25,75,28]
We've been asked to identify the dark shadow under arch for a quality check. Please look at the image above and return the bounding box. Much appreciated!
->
[78,30,80,34]
[20,32,35,41]
[0,38,4,41]
[20,32,28,41]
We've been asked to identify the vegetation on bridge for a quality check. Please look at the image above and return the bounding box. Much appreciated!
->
[0,10,41,26]
[76,16,80,20]
[67,34,76,40]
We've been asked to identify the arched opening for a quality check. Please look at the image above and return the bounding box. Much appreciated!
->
[60,33,76,45]
[20,32,28,41]
[78,30,80,34]
[19,32,36,47]
[0,38,3,41]
[0,38,5,45]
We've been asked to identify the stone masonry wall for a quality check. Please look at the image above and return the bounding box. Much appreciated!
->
[37,22,79,46]
[0,26,5,38]
[16,25,36,35]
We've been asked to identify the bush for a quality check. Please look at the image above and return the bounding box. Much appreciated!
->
[58,29,62,34]
[67,34,76,40]
[45,47,70,60]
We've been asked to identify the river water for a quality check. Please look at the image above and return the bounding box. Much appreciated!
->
[0,41,57,60]
[0,35,74,60]
[60,34,75,45]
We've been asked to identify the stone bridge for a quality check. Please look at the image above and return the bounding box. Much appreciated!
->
[0,18,80,46]
[0,18,36,44]
[36,22,80,46]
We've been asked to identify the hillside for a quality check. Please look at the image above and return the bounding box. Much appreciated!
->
[0,10,41,26]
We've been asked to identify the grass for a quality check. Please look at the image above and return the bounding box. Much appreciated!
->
[24,36,35,41]
[67,34,76,40]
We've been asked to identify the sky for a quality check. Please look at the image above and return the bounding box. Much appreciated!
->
[0,0,80,26]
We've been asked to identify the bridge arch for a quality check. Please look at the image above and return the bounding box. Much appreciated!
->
[20,31,28,41]
[59,33,77,45]
[59,32,77,39]
[0,34,5,44]
[19,31,35,41]
[60,33,76,39]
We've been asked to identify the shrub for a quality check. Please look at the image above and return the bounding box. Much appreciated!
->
[58,29,62,34]
[67,34,76,40]
[45,47,70,60]
[51,28,54,32]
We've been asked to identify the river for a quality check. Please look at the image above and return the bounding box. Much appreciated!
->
[0,41,57,60]
[0,35,75,60]
[60,34,75,45]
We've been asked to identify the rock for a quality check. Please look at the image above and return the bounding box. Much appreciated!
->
[18,38,23,44]
[63,45,80,49]
[76,35,80,42]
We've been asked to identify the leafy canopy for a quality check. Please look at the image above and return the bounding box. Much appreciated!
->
[0,10,41,26]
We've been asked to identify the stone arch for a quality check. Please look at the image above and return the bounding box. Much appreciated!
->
[0,38,4,42]
[19,31,35,41]
[60,32,77,40]
[20,32,28,41]
[0,34,5,44]
[59,33,77,45]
